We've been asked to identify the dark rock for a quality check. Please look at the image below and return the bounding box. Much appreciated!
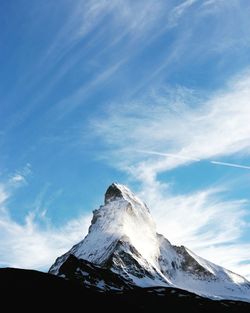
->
[58,254,132,290]
[0,267,250,312]
[104,183,123,204]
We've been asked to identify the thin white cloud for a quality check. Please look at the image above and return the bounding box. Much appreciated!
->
[92,71,250,183]
[0,212,91,270]
[53,59,126,119]
[10,174,25,184]
[138,181,250,278]
[197,243,250,280]
[0,185,8,206]
[42,0,168,72]
[7,0,250,133]
[137,149,201,162]
[0,183,91,270]
[70,0,166,42]
[168,0,199,27]
[7,0,165,129]
[139,182,247,248]
[47,0,171,118]
[138,150,250,170]
[8,163,32,186]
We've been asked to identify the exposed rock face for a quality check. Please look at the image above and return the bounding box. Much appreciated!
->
[58,254,133,291]
[104,183,123,204]
[49,183,250,302]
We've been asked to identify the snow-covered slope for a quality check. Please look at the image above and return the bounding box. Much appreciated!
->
[49,183,250,302]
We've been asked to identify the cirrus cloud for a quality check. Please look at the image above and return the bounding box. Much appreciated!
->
[0,183,91,270]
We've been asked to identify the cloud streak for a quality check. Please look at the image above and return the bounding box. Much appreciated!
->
[210,161,250,170]
[138,149,250,170]
[139,182,247,246]
[92,70,250,182]
[168,0,199,27]
[0,183,91,270]
[137,149,201,162]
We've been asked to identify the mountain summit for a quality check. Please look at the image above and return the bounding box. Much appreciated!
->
[49,183,250,301]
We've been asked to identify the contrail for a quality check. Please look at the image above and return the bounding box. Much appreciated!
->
[210,161,250,170]
[136,149,201,162]
[137,149,250,170]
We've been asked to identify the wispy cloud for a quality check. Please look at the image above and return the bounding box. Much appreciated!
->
[139,181,248,246]
[0,185,8,208]
[137,149,201,162]
[5,0,250,134]
[42,0,170,78]
[198,243,250,280]
[135,175,250,279]
[0,211,91,270]
[47,0,172,118]
[92,70,250,183]
[141,180,250,279]
[51,59,126,120]
[168,0,199,27]
[8,163,32,186]
[138,149,250,170]
[10,174,25,184]
[0,182,91,270]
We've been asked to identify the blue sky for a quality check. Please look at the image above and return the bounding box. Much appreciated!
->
[1,0,250,277]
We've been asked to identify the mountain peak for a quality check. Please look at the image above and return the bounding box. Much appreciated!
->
[104,183,149,211]
[49,183,250,302]
[104,183,124,204]
[50,183,159,274]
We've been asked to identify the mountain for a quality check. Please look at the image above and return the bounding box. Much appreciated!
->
[1,267,250,312]
[49,183,250,302]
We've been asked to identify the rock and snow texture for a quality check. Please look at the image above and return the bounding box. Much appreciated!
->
[49,183,250,302]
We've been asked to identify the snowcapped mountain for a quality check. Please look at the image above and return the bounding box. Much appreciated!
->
[49,183,250,302]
